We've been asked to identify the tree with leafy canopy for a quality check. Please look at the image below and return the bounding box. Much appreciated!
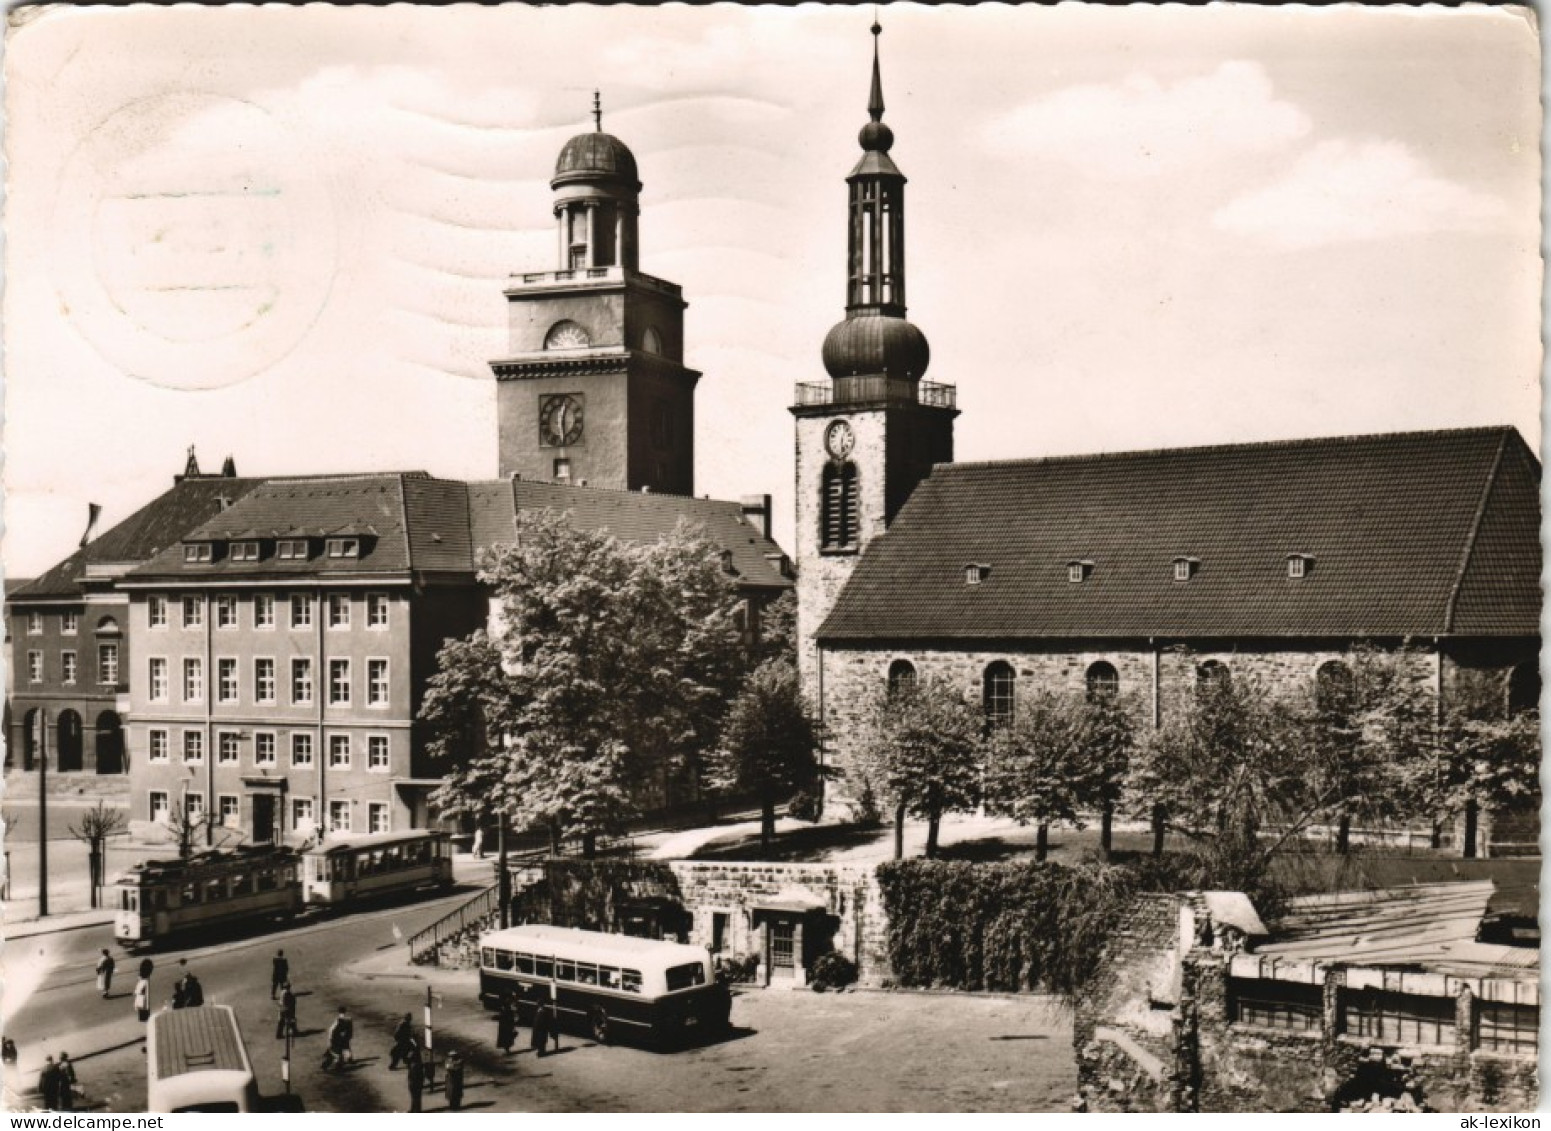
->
[422,510,749,857]
[1435,667,1540,856]
[707,659,822,851]
[854,678,985,859]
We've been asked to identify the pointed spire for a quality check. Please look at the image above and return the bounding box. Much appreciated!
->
[592,90,603,132]
[184,445,201,478]
[868,18,885,123]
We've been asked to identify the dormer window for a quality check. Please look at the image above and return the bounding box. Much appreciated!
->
[277,539,309,561]
[183,542,213,564]
[1067,560,1093,584]
[1286,554,1314,579]
[964,563,991,586]
[230,541,261,562]
[326,538,360,559]
[1172,557,1199,582]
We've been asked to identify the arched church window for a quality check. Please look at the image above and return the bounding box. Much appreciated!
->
[1196,660,1230,695]
[887,659,917,698]
[821,462,859,551]
[983,661,1015,725]
[1085,661,1119,702]
[1507,663,1540,717]
[1315,661,1356,720]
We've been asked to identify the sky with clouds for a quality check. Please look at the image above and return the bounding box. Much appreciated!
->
[3,3,1541,577]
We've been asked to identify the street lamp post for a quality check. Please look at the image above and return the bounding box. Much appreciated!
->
[37,709,48,918]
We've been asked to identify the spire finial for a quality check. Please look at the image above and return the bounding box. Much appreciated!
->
[592,90,602,132]
[868,17,885,123]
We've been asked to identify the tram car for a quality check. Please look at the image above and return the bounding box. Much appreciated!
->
[300,829,453,905]
[114,845,301,946]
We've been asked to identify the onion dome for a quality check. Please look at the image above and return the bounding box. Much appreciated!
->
[552,131,640,190]
[822,313,931,381]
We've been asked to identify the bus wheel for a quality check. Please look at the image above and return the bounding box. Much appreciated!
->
[588,1007,609,1045]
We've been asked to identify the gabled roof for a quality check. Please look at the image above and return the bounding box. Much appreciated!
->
[819,426,1540,642]
[469,479,792,589]
[10,477,266,601]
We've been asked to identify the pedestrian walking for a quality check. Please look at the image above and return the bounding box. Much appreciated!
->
[270,950,289,1000]
[134,976,151,1022]
[495,995,516,1054]
[138,957,154,980]
[171,960,190,1009]
[390,1013,414,1069]
[530,994,549,1057]
[56,1054,77,1112]
[183,972,204,1007]
[443,1050,465,1112]
[545,998,561,1054]
[95,950,115,998]
[2,1038,17,1066]
[275,984,298,1040]
[37,1055,60,1111]
[405,1043,425,1113]
[322,1008,354,1071]
[471,827,484,860]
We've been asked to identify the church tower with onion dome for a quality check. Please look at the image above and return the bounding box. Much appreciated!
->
[492,95,700,494]
[791,22,958,704]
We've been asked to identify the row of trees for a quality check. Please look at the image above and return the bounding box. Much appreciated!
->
[855,646,1539,876]
[421,513,819,857]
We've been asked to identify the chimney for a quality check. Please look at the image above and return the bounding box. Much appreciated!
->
[78,503,103,548]
[740,494,772,540]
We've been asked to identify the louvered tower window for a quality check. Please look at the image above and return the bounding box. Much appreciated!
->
[821,461,859,550]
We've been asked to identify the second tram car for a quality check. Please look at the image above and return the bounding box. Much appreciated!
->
[301,829,453,905]
[115,846,301,946]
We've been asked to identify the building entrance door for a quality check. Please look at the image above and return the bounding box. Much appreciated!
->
[252,795,277,843]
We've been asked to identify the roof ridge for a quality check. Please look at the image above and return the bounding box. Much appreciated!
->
[1443,430,1510,633]
[939,425,1520,473]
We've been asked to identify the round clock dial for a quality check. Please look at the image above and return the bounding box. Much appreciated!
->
[825,419,855,459]
[544,321,591,350]
[540,394,585,446]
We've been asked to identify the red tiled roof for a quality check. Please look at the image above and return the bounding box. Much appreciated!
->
[818,426,1540,642]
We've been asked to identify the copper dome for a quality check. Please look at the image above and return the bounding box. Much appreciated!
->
[822,314,931,381]
[553,132,640,189]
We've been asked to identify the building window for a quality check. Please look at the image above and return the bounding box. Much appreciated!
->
[327,593,350,629]
[368,802,390,834]
[553,458,572,484]
[254,594,275,629]
[149,657,169,702]
[983,661,1015,725]
[1086,661,1120,702]
[1231,978,1323,1032]
[255,658,277,703]
[183,542,213,564]
[292,796,315,831]
[1344,988,1456,1047]
[27,650,42,683]
[290,593,313,629]
[255,732,277,767]
[326,538,359,559]
[1197,660,1231,694]
[61,612,78,635]
[98,642,120,686]
[1067,561,1090,584]
[183,657,204,703]
[1507,662,1540,718]
[183,730,204,764]
[230,541,261,562]
[821,461,859,551]
[291,733,314,768]
[329,799,351,833]
[367,593,389,629]
[149,596,169,629]
[277,539,309,561]
[1286,554,1313,580]
[149,730,169,764]
[963,563,991,585]
[215,594,238,629]
[185,791,205,819]
[1315,660,1355,719]
[367,659,389,706]
[218,795,241,828]
[26,612,42,635]
[887,659,917,698]
[61,651,77,685]
[218,658,238,703]
[1478,1001,1539,1054]
[292,658,313,705]
[218,732,240,765]
[1172,557,1199,582]
[182,595,203,628]
[149,790,170,823]
[329,659,351,705]
[368,735,390,772]
[329,734,351,769]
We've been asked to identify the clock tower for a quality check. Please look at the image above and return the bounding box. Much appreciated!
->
[493,97,700,494]
[791,23,958,700]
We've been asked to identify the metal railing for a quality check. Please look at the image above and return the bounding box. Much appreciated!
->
[408,883,500,965]
[793,378,956,409]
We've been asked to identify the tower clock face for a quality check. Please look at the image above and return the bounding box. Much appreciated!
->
[825,419,855,459]
[544,321,591,350]
[540,394,585,447]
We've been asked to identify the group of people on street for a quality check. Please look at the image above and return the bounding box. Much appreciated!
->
[36,1053,79,1111]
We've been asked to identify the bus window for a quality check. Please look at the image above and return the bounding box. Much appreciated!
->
[622,970,642,994]
[556,960,576,982]
[666,963,706,991]
[481,948,496,968]
[496,950,514,972]
[516,954,535,975]
[534,957,553,979]
[599,966,620,990]
[575,962,598,985]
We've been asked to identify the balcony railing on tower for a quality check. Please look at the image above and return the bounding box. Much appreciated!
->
[793,377,955,409]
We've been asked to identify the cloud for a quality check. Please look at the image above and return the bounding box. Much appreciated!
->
[983,61,1310,179]
[1213,139,1509,249]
